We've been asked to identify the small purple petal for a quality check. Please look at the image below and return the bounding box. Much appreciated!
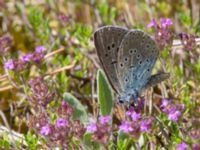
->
[193,144,200,150]
[131,111,141,121]
[61,100,68,107]
[160,18,173,28]
[40,124,51,136]
[168,110,181,121]
[35,46,46,53]
[32,52,44,63]
[140,118,153,132]
[87,123,97,133]
[58,13,70,22]
[119,121,133,133]
[160,98,170,108]
[99,115,112,125]
[176,142,189,150]
[56,118,68,128]
[126,107,135,117]
[4,59,15,70]
[21,53,33,63]
[147,18,157,28]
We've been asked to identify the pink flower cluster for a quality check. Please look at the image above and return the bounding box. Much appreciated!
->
[86,115,112,145]
[28,77,56,107]
[148,18,174,50]
[179,33,196,51]
[4,46,46,71]
[29,101,85,148]
[160,98,185,122]
[119,106,153,138]
[176,142,200,150]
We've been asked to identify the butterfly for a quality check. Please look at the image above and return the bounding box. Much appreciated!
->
[94,26,169,104]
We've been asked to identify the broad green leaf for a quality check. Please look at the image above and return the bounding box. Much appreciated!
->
[83,133,93,149]
[97,69,113,116]
[63,92,88,124]
[117,132,131,149]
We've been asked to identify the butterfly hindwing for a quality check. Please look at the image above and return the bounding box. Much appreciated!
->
[117,30,159,93]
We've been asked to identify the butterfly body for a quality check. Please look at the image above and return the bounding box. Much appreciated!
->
[94,26,169,103]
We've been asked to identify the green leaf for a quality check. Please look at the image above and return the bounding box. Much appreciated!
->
[97,69,113,116]
[0,139,10,149]
[117,134,130,150]
[63,92,88,124]
[83,133,93,149]
[24,132,39,150]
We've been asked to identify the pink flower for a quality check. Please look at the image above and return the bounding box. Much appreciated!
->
[126,107,135,117]
[140,118,153,132]
[35,46,46,53]
[147,18,157,28]
[131,111,141,121]
[160,18,173,28]
[168,111,181,122]
[40,124,51,136]
[147,18,173,50]
[193,143,200,150]
[119,121,133,133]
[21,53,33,63]
[99,115,112,125]
[160,98,171,108]
[179,33,196,51]
[160,98,185,122]
[176,142,189,150]
[86,123,97,133]
[4,59,15,70]
[56,118,68,128]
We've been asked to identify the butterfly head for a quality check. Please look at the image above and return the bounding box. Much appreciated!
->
[118,90,139,104]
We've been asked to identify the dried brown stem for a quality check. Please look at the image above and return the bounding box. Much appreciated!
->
[44,47,65,59]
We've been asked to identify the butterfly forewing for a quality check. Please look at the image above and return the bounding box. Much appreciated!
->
[94,26,128,93]
[117,30,159,93]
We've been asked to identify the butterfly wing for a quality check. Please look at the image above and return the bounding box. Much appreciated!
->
[94,26,128,93]
[117,30,159,94]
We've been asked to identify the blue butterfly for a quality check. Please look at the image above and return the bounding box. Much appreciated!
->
[94,26,169,104]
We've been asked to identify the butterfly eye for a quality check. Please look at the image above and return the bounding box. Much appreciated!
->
[139,60,142,64]
[137,54,141,59]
